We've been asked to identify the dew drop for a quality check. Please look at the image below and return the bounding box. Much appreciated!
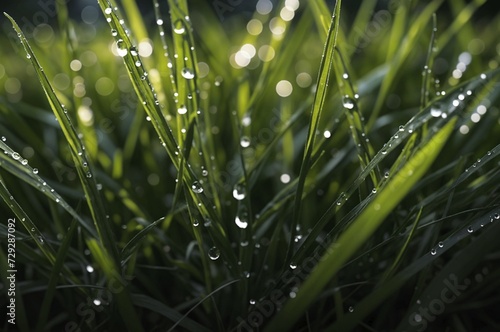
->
[235,215,248,229]
[135,60,141,67]
[240,136,251,148]
[289,263,297,269]
[430,248,437,255]
[494,213,499,220]
[111,29,117,36]
[348,306,354,313]
[342,95,355,110]
[438,241,444,248]
[208,246,220,260]
[192,219,199,227]
[177,105,188,115]
[232,184,246,200]
[430,104,442,117]
[33,168,39,174]
[1,136,6,141]
[86,265,94,273]
[173,20,185,34]
[181,68,195,79]
[156,19,164,25]
[467,226,473,233]
[399,125,405,132]
[26,54,31,59]
[342,73,349,79]
[116,39,128,57]
[104,7,112,15]
[21,159,28,165]
[93,299,101,306]
[249,299,256,305]
[12,152,20,160]
[191,181,203,193]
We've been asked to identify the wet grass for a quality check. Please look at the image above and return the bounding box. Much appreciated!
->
[1,0,500,331]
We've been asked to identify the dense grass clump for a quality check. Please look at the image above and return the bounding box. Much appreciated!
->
[1,0,500,331]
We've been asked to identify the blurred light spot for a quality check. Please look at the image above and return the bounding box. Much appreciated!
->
[456,62,466,72]
[73,83,86,97]
[148,173,160,186]
[242,115,251,127]
[459,125,469,134]
[241,44,256,58]
[477,105,487,115]
[80,51,97,67]
[70,59,82,71]
[269,18,286,36]
[95,77,114,96]
[139,39,153,57]
[285,0,300,10]
[5,78,21,94]
[276,80,293,97]
[256,0,273,15]
[470,113,481,123]
[247,19,263,35]
[468,39,484,55]
[22,146,35,158]
[280,7,295,21]
[198,62,209,78]
[53,73,70,90]
[323,130,331,138]
[458,52,471,65]
[452,69,462,79]
[258,45,275,62]
[296,72,312,88]
[234,51,251,68]
[33,24,54,44]
[78,105,94,125]
[82,6,99,24]
[280,173,291,184]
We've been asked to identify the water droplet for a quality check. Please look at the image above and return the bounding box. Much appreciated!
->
[116,39,128,57]
[177,105,188,115]
[467,226,473,233]
[494,213,499,220]
[130,46,138,56]
[430,104,442,117]
[192,219,199,227]
[342,95,355,110]
[191,181,203,193]
[21,159,28,165]
[104,7,112,15]
[86,265,94,273]
[371,188,377,194]
[202,169,208,177]
[38,236,44,244]
[86,172,92,178]
[93,299,101,306]
[235,215,248,229]
[181,68,195,79]
[438,241,444,248]
[1,136,6,141]
[240,136,251,148]
[173,20,185,34]
[480,73,487,79]
[26,54,31,59]
[430,248,437,255]
[399,125,405,132]
[342,73,349,79]
[111,29,117,36]
[289,263,297,269]
[232,184,246,200]
[135,60,141,67]
[348,306,354,313]
[249,299,256,305]
[384,171,389,178]
[156,19,164,25]
[12,152,20,160]
[208,246,220,260]
[33,168,39,174]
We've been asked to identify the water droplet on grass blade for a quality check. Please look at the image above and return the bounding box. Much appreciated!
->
[342,95,355,110]
[289,263,297,269]
[116,39,128,57]
[181,68,195,79]
[104,7,112,14]
[33,168,39,174]
[240,136,251,148]
[430,248,437,255]
[233,184,246,200]
[191,181,203,193]
[177,105,187,114]
[467,226,473,233]
[430,104,442,117]
[12,152,20,160]
[235,215,248,229]
[208,246,220,260]
[173,20,185,34]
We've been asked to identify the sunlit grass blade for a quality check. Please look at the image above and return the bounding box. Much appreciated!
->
[265,118,457,331]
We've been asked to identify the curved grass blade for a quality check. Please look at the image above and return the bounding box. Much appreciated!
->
[264,118,457,331]
[4,13,119,263]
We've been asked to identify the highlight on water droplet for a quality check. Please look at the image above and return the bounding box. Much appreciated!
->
[235,215,248,229]
[240,136,251,148]
[33,168,39,174]
[232,184,246,200]
[116,39,128,57]
[342,95,355,110]
[430,248,437,255]
[86,265,94,273]
[467,226,473,233]
[177,105,188,115]
[191,181,203,193]
[430,104,442,117]
[173,20,185,34]
[289,263,297,269]
[181,68,195,79]
[208,246,220,260]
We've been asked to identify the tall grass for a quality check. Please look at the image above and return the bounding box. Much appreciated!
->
[1,0,500,331]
